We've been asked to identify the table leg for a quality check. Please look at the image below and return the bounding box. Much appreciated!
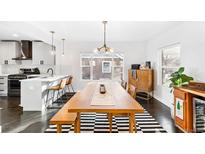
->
[76,112,81,133]
[129,113,135,133]
[74,118,77,133]
[108,113,113,133]
[57,124,62,133]
[133,114,137,133]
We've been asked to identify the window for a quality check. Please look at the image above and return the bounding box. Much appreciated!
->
[160,44,181,84]
[80,53,124,81]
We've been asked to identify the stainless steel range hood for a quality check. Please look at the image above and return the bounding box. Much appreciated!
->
[12,40,32,60]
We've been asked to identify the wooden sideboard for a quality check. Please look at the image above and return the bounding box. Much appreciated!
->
[128,69,154,100]
[174,82,205,132]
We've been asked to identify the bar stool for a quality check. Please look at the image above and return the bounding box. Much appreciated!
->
[46,78,67,106]
[66,76,74,92]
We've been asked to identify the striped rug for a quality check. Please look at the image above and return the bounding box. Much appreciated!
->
[45,111,167,133]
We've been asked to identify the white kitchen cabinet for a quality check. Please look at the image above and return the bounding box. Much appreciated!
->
[32,42,55,65]
[0,42,20,65]
[0,76,8,96]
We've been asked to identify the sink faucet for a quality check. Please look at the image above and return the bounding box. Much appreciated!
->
[47,68,54,76]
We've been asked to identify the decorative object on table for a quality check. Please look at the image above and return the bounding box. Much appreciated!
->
[145,61,151,69]
[99,84,106,94]
[140,63,146,70]
[102,61,112,73]
[169,67,193,93]
[94,21,114,53]
[131,64,140,70]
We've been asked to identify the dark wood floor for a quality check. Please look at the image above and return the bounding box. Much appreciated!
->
[137,97,181,133]
[0,95,181,133]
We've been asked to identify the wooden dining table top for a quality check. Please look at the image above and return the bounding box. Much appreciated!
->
[66,82,144,113]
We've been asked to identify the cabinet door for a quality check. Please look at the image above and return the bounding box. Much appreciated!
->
[174,88,187,131]
[0,42,18,64]
[0,42,8,64]
[7,42,18,64]
[32,42,54,65]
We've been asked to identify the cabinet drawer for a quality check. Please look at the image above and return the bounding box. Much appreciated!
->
[0,82,6,87]
[0,86,7,91]
[0,89,7,96]
[0,76,7,82]
[174,88,187,100]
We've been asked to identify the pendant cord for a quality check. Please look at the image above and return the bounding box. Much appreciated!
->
[62,39,65,55]
[52,32,53,50]
[104,21,106,47]
[50,31,54,51]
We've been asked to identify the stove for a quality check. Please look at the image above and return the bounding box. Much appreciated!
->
[8,68,40,97]
[8,74,27,80]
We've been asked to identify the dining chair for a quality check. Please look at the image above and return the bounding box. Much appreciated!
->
[128,84,137,98]
[121,80,127,90]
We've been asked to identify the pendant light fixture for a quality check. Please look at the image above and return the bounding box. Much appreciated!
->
[94,21,113,53]
[61,38,65,56]
[50,31,56,55]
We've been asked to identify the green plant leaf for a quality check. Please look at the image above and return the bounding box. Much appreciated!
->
[178,67,184,75]
[181,74,193,84]
[168,67,193,89]
[170,72,179,78]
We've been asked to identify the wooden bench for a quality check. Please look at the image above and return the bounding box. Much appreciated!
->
[49,93,79,133]
[49,108,77,133]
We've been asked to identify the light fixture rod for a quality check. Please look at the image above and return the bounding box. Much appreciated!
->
[103,21,107,47]
[50,31,55,51]
[62,38,65,55]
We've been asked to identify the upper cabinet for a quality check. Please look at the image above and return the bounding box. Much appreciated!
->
[32,41,55,65]
[0,42,20,65]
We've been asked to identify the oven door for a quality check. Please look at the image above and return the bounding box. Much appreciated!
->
[8,79,21,96]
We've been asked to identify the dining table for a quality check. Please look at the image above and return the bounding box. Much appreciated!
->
[66,81,144,133]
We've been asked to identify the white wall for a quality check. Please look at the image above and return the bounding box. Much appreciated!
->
[56,41,146,90]
[145,22,205,107]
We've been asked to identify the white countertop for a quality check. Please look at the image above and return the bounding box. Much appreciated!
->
[0,74,9,77]
[20,75,68,83]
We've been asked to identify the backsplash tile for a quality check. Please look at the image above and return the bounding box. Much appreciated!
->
[0,64,55,74]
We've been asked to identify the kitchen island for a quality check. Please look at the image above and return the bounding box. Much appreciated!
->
[20,75,69,111]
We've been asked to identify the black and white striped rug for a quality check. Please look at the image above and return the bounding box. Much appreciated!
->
[45,111,167,133]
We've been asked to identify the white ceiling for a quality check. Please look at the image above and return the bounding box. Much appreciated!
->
[0,21,182,43]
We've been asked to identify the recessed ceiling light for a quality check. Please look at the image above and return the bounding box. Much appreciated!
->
[12,33,19,37]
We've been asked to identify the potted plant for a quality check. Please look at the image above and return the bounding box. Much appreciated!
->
[168,67,193,119]
[169,67,194,93]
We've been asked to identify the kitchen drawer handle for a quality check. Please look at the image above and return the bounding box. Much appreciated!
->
[0,83,4,84]
[0,90,4,91]
[0,78,4,79]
